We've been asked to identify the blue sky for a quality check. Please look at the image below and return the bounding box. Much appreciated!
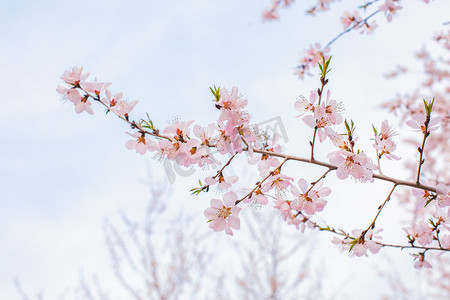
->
[1,0,449,299]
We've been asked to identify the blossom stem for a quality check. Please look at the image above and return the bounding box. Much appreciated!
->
[416,116,430,184]
[310,75,327,160]
[249,148,436,193]
[374,146,382,175]
[305,168,332,195]
[308,217,450,252]
[235,157,289,205]
[80,87,436,194]
[325,10,381,48]
[361,184,397,238]
[213,153,237,179]
[84,91,173,142]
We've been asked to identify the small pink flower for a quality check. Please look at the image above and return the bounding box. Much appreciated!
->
[111,99,139,117]
[125,132,157,155]
[328,150,377,182]
[205,174,238,191]
[204,192,241,236]
[304,43,330,66]
[379,0,402,22]
[74,98,94,115]
[373,138,400,160]
[360,20,378,35]
[406,114,440,133]
[436,184,450,207]
[262,8,278,21]
[373,120,400,160]
[289,178,329,215]
[412,253,432,269]
[274,197,305,230]
[341,10,361,29]
[57,86,82,103]
[294,91,316,116]
[351,229,382,257]
[412,187,433,209]
[261,169,293,195]
[217,87,248,112]
[404,223,434,246]
[60,66,89,85]
[163,119,194,143]
[440,234,450,249]
[81,80,111,96]
[57,85,94,115]
[245,188,269,205]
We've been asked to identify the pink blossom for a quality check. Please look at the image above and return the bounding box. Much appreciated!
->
[57,85,94,114]
[103,90,123,107]
[328,150,377,182]
[406,114,440,133]
[301,90,343,143]
[360,20,378,35]
[74,97,94,115]
[404,223,434,246]
[373,138,400,160]
[110,98,139,117]
[125,132,157,155]
[81,80,111,96]
[262,8,278,21]
[380,119,397,140]
[204,192,241,236]
[205,174,238,191]
[156,140,182,161]
[412,253,432,269]
[341,11,361,29]
[304,43,330,66]
[163,119,194,142]
[248,137,282,171]
[294,91,316,116]
[60,67,89,85]
[193,124,215,146]
[273,197,305,230]
[412,187,433,209]
[289,178,329,215]
[244,188,269,205]
[379,0,402,22]
[440,234,450,249]
[57,86,82,103]
[432,207,450,231]
[325,128,352,151]
[217,87,248,113]
[261,169,293,195]
[436,184,450,207]
[350,229,382,257]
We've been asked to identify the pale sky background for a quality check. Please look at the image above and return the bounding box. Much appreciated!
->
[1,0,449,299]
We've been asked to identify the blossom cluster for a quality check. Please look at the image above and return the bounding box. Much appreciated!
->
[372,120,400,161]
[288,0,432,79]
[333,229,382,257]
[262,0,295,21]
[58,61,447,266]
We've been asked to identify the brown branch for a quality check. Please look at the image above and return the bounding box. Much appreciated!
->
[78,86,437,193]
[250,148,437,193]
[305,216,450,253]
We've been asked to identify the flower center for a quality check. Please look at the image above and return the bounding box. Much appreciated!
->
[217,206,231,219]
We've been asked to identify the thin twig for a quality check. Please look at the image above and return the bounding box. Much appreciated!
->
[235,157,289,205]
[326,10,381,48]
[362,184,397,236]
[416,115,430,184]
